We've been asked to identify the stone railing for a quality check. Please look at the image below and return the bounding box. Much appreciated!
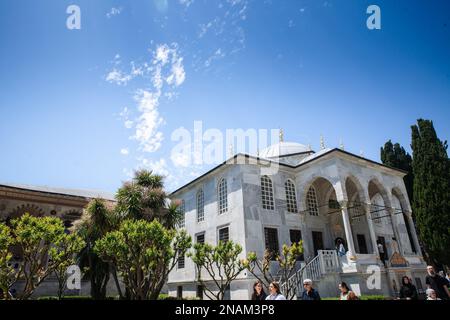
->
[280,250,339,299]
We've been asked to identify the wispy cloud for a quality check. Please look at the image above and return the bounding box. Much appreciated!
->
[106,69,132,86]
[107,43,186,187]
[106,7,122,19]
[179,0,195,7]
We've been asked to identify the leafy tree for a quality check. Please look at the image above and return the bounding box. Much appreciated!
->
[0,223,15,300]
[381,140,414,203]
[411,119,450,268]
[52,233,85,300]
[9,214,84,300]
[74,198,118,300]
[189,241,246,300]
[94,219,191,300]
[243,242,304,300]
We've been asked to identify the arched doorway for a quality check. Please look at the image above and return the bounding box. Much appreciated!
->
[368,179,396,260]
[391,189,416,254]
[304,177,345,258]
[346,177,372,254]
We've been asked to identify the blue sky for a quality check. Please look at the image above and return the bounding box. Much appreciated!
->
[0,0,449,193]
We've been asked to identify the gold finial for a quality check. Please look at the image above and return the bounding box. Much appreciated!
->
[339,139,344,150]
[320,135,325,150]
[279,128,284,142]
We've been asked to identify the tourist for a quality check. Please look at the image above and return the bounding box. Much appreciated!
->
[251,281,267,301]
[377,241,386,266]
[265,282,286,300]
[338,282,358,300]
[337,241,346,257]
[426,289,441,300]
[399,276,418,300]
[425,266,450,300]
[301,279,321,300]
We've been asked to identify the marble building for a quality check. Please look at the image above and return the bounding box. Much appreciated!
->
[167,136,427,299]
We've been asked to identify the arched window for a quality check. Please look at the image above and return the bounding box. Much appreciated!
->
[218,178,228,215]
[197,190,205,223]
[178,200,186,228]
[261,176,274,210]
[306,186,319,216]
[285,180,298,213]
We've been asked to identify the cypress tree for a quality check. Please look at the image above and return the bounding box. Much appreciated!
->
[411,119,450,268]
[380,140,414,203]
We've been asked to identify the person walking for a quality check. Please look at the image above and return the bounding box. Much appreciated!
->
[338,282,358,300]
[399,276,418,300]
[265,282,286,301]
[338,241,346,257]
[301,279,321,300]
[251,281,267,301]
[425,266,450,300]
[377,241,386,267]
[426,289,441,300]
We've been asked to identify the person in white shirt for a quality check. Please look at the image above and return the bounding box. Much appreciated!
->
[426,289,441,300]
[265,282,286,300]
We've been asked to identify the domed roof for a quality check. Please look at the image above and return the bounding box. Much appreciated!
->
[259,141,311,159]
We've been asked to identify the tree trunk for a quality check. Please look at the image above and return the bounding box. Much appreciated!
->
[110,265,123,299]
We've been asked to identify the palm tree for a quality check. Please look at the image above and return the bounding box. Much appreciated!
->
[115,170,182,229]
[73,198,120,299]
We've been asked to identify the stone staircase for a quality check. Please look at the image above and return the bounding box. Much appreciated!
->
[280,250,341,299]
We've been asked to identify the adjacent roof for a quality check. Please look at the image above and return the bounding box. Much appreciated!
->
[0,182,116,201]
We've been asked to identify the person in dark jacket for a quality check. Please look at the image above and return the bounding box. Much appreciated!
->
[426,265,450,300]
[251,281,267,301]
[301,279,321,301]
[399,276,418,300]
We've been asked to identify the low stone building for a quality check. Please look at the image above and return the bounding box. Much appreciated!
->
[0,183,116,297]
[168,139,427,299]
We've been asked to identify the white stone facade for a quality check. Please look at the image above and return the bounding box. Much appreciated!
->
[168,142,427,300]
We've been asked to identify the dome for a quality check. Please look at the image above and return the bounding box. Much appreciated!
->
[259,141,311,159]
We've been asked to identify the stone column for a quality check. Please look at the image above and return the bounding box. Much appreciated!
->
[364,203,379,255]
[388,207,404,255]
[404,211,423,256]
[340,202,356,260]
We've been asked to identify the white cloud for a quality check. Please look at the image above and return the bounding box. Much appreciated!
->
[204,48,226,67]
[167,57,186,86]
[179,0,194,7]
[124,120,134,129]
[137,157,169,177]
[108,44,187,190]
[132,89,164,153]
[106,69,132,86]
[107,7,122,18]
